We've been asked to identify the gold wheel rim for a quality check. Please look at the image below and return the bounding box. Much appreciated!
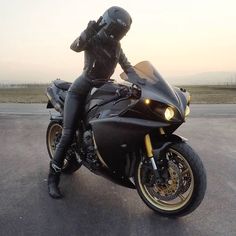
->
[138,148,194,211]
[47,123,62,157]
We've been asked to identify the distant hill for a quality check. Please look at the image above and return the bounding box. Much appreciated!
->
[168,71,236,85]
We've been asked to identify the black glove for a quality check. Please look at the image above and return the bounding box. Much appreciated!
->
[125,66,136,74]
[116,86,130,97]
[85,17,106,39]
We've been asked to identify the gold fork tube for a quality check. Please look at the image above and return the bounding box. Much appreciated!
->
[145,134,153,158]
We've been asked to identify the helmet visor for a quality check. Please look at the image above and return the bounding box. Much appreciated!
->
[105,21,129,41]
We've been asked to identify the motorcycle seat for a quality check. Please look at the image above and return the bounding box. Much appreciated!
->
[53,79,72,91]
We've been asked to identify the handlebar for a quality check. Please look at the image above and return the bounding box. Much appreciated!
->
[88,85,141,112]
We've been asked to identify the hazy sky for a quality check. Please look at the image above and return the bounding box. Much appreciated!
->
[0,0,236,83]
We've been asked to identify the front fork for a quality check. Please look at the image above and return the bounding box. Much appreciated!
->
[144,134,158,170]
[144,134,172,183]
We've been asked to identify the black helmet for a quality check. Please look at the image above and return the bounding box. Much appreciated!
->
[99,6,132,42]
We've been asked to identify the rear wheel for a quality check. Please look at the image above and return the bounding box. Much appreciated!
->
[46,120,82,174]
[134,142,207,217]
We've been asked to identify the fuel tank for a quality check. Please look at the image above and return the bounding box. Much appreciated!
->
[85,82,132,123]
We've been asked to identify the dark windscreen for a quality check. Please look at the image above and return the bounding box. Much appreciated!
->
[120,61,178,105]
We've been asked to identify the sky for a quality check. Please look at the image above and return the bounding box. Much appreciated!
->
[0,0,236,83]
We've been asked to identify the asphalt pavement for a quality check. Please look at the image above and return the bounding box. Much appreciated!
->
[0,103,236,117]
[0,104,235,236]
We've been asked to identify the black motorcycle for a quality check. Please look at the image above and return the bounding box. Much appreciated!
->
[46,61,206,217]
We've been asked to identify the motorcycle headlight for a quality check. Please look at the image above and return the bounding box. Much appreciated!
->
[164,107,175,121]
[185,105,190,116]
[144,99,151,105]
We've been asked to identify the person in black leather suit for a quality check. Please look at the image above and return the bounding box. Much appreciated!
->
[48,6,133,198]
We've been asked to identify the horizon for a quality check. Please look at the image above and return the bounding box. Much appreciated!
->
[1,0,236,84]
[1,70,236,86]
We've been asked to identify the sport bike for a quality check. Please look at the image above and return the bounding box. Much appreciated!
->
[46,61,206,217]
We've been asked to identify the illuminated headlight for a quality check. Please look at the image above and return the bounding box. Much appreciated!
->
[185,106,190,116]
[144,99,151,105]
[164,107,175,120]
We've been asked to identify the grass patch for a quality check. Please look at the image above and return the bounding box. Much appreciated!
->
[181,85,236,104]
[0,84,235,104]
[0,84,49,103]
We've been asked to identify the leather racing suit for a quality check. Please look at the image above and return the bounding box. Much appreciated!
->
[52,22,132,168]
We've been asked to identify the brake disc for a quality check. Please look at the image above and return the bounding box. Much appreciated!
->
[146,161,182,201]
[168,152,192,194]
[179,169,192,194]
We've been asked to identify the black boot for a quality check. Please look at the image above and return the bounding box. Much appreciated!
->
[47,162,63,199]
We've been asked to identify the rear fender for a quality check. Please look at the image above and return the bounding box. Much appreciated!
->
[46,85,64,113]
[46,100,53,108]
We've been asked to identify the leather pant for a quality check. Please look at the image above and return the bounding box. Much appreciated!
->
[53,74,93,168]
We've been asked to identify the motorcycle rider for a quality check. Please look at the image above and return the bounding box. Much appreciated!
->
[48,6,133,198]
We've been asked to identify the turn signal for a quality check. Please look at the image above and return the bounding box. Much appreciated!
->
[185,106,190,116]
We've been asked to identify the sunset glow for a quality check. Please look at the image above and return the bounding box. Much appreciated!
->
[1,0,235,84]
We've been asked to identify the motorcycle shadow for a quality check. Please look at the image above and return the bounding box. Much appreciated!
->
[44,169,193,235]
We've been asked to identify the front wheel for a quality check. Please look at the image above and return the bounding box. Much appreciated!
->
[46,120,82,174]
[134,142,207,217]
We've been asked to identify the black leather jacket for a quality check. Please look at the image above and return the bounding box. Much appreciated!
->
[70,28,132,81]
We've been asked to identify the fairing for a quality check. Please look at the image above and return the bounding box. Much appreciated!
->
[120,61,188,119]
[46,64,190,188]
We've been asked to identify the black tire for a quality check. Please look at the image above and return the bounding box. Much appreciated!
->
[134,142,207,217]
[46,120,82,174]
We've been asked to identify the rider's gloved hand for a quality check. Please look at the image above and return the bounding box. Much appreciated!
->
[125,66,135,74]
[85,17,106,39]
[117,86,130,97]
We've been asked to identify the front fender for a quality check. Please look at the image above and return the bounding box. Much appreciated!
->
[152,133,187,148]
[165,134,188,143]
[151,134,187,158]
